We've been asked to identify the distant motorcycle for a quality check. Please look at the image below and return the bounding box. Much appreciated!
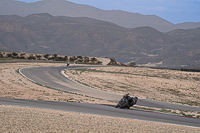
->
[115,94,138,109]
[67,62,70,66]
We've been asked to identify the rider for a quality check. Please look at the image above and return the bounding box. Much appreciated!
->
[124,93,131,100]
[123,93,137,106]
[115,93,138,109]
[122,93,131,108]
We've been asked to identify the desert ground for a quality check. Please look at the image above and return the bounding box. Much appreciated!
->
[66,67,200,106]
[0,62,112,104]
[1,105,200,133]
[0,62,200,132]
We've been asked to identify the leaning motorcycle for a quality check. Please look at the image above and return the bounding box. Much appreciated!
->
[115,96,138,109]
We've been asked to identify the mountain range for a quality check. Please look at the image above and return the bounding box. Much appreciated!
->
[0,0,200,32]
[0,13,199,67]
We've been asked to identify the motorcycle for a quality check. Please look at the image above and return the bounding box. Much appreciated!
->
[115,96,138,109]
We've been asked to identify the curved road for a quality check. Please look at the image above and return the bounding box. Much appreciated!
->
[20,65,200,112]
[1,65,200,127]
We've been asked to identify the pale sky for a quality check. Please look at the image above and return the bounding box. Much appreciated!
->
[17,0,200,24]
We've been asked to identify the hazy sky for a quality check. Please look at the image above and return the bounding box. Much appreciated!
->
[17,0,200,24]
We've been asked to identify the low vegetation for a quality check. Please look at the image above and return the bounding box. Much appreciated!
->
[0,51,102,64]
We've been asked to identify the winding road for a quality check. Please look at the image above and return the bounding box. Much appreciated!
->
[0,65,200,127]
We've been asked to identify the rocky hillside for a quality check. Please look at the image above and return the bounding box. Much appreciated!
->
[0,0,200,32]
[0,14,199,67]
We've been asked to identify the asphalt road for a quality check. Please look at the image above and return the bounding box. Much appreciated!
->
[20,65,200,112]
[0,98,200,127]
[0,65,200,127]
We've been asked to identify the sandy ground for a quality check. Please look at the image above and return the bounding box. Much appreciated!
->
[1,105,200,133]
[66,67,200,106]
[0,62,200,132]
[0,62,112,104]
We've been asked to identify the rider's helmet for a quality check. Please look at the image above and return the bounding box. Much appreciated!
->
[124,93,129,98]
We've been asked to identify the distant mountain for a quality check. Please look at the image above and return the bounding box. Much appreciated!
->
[0,13,199,67]
[0,0,200,32]
[0,13,127,56]
[162,28,200,66]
